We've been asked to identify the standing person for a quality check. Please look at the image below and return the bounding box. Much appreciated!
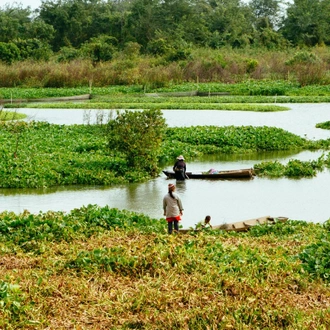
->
[163,183,184,234]
[173,155,187,180]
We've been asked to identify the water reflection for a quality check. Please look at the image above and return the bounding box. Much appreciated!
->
[175,180,187,194]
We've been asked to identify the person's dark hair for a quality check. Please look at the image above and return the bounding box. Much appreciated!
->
[205,215,211,222]
[168,183,176,199]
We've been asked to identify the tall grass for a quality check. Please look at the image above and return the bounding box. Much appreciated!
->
[1,47,330,88]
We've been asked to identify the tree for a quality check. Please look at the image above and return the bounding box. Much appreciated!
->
[80,35,117,63]
[0,42,20,64]
[39,0,121,51]
[281,0,330,46]
[107,109,167,175]
[207,0,254,47]
[13,38,53,61]
[0,4,31,42]
[249,0,283,29]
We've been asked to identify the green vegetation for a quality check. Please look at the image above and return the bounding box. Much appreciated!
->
[4,80,330,98]
[0,205,329,328]
[163,125,323,157]
[4,80,330,111]
[1,1,330,327]
[254,156,326,178]
[0,120,329,189]
[1,0,330,63]
[0,109,26,121]
[0,121,136,188]
[107,109,167,174]
[316,121,330,130]
[15,101,287,112]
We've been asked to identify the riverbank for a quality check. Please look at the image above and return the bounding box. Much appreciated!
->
[0,205,329,328]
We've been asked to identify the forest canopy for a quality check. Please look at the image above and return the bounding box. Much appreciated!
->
[1,0,330,64]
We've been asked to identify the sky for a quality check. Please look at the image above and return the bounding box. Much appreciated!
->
[4,1,42,9]
[4,0,257,11]
[4,0,293,11]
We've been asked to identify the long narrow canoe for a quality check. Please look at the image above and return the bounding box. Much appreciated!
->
[179,216,288,233]
[163,168,254,180]
[212,215,288,232]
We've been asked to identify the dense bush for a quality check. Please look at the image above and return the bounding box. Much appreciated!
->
[107,109,167,175]
[299,233,330,282]
[254,155,327,178]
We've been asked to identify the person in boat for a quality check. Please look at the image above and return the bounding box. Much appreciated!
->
[203,215,212,228]
[163,183,184,234]
[173,155,187,180]
[196,215,213,230]
[207,169,219,174]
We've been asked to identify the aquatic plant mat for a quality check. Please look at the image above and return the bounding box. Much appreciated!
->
[1,205,329,328]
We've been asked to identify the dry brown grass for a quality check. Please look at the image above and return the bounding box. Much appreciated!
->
[1,47,330,89]
[1,229,329,329]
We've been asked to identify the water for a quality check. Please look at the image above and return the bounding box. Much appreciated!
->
[1,104,330,227]
[16,103,330,139]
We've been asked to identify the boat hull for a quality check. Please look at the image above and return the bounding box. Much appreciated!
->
[163,168,254,179]
[179,216,288,233]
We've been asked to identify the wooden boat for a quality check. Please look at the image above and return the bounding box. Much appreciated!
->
[212,215,289,232]
[1,94,91,104]
[179,216,288,233]
[163,168,254,180]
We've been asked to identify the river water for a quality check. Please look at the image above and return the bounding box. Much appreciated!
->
[1,104,329,228]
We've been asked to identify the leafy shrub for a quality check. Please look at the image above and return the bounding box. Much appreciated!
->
[0,42,20,64]
[254,160,285,177]
[57,46,80,62]
[0,281,25,319]
[316,121,330,130]
[13,38,53,61]
[299,234,330,282]
[107,109,167,175]
[255,156,325,178]
[246,59,258,73]
[248,220,309,237]
[0,205,164,249]
[147,38,171,56]
[285,51,320,66]
[80,35,117,63]
[284,159,320,177]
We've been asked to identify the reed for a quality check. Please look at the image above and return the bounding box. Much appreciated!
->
[1,47,330,88]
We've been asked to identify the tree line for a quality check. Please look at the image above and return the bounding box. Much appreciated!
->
[0,0,330,64]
